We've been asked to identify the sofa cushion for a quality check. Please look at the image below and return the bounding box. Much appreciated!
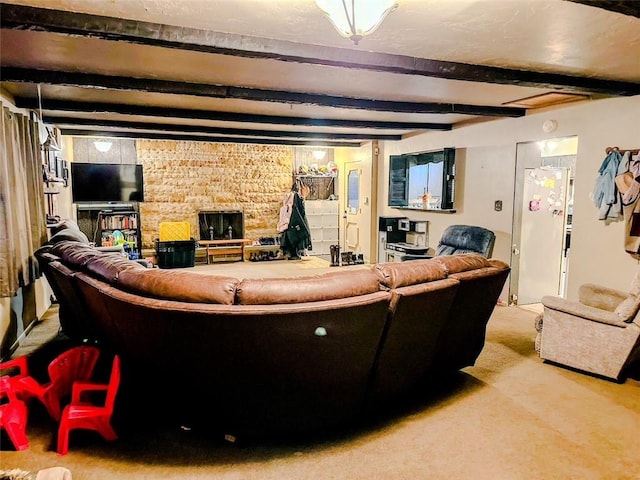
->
[373,259,448,289]
[84,254,146,284]
[236,269,381,305]
[614,295,640,323]
[51,241,102,268]
[434,253,491,274]
[117,268,239,305]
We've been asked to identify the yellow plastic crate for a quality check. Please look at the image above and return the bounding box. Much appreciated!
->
[159,222,191,241]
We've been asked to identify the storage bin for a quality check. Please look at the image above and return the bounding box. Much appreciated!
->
[155,239,196,269]
[159,222,191,241]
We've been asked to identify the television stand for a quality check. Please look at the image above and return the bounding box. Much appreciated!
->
[197,239,251,264]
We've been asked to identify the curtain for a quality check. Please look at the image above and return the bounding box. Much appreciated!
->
[0,103,47,297]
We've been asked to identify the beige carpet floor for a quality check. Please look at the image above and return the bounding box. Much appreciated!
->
[189,255,369,278]
[2,263,639,479]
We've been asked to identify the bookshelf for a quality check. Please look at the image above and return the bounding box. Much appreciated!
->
[98,211,140,254]
[76,203,141,257]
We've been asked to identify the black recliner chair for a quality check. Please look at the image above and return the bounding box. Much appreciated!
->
[435,225,496,258]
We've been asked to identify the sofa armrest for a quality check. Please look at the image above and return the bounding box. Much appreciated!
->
[71,381,108,404]
[541,295,628,328]
[578,283,627,311]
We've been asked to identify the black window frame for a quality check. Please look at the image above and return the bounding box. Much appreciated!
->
[388,148,456,210]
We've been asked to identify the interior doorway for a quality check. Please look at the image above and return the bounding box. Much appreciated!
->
[510,136,577,305]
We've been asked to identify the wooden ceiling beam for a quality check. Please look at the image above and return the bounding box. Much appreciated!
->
[567,1,640,18]
[3,68,524,117]
[2,4,638,96]
[14,97,452,131]
[43,116,403,141]
[59,129,363,147]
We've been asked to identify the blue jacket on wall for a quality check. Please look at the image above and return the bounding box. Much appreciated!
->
[593,150,624,221]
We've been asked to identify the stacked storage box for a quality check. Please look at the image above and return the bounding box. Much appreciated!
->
[156,222,195,268]
[305,200,339,256]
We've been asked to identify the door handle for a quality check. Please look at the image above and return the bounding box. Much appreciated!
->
[512,247,520,255]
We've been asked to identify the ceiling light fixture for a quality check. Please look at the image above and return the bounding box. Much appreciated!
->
[94,140,113,153]
[312,149,327,161]
[315,0,398,45]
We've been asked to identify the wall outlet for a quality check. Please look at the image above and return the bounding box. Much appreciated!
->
[494,200,503,211]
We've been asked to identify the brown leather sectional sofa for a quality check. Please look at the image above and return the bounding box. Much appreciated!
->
[36,236,509,438]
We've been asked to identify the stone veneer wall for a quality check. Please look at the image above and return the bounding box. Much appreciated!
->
[137,140,293,248]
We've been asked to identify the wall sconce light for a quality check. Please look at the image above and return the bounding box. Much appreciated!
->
[42,130,62,151]
[94,140,113,153]
[315,0,398,45]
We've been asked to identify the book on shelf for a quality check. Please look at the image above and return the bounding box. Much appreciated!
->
[100,213,138,230]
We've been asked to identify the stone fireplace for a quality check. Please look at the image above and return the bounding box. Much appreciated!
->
[198,210,244,240]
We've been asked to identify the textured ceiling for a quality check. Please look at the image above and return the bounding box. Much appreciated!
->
[1,0,638,146]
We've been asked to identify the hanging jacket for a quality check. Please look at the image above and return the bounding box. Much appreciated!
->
[280,192,312,257]
[277,192,295,233]
[592,151,623,221]
[620,152,638,205]
[620,153,640,257]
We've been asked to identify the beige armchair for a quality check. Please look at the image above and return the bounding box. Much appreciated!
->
[537,280,640,381]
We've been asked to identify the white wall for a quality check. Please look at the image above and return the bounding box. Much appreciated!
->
[58,136,74,220]
[378,95,640,299]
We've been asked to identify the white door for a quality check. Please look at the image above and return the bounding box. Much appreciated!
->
[515,166,570,304]
[343,162,363,255]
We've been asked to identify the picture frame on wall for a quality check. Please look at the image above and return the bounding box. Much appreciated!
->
[62,163,69,187]
[56,156,64,179]
[45,152,56,178]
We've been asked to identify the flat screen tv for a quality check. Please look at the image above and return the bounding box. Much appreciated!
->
[71,163,144,203]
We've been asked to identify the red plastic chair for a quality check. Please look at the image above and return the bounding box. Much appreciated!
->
[0,346,100,421]
[0,355,29,384]
[0,376,29,450]
[57,355,121,456]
